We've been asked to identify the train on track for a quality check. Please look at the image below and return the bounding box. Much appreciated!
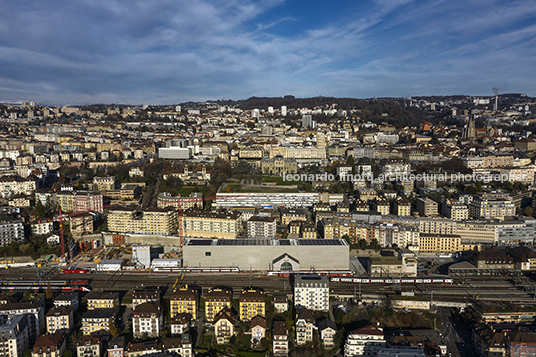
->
[0,280,91,292]
[330,277,453,284]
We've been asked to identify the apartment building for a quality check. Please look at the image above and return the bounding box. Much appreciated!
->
[107,336,125,357]
[81,309,115,335]
[170,313,191,335]
[126,341,162,357]
[93,176,115,191]
[0,315,29,357]
[455,221,497,244]
[86,292,120,312]
[246,216,276,239]
[418,234,479,254]
[0,220,25,247]
[70,213,94,237]
[107,207,178,236]
[442,200,469,220]
[132,303,163,339]
[131,288,160,309]
[32,333,65,357]
[469,197,515,220]
[344,324,386,357]
[182,209,241,239]
[0,302,44,341]
[318,319,337,348]
[419,217,457,235]
[31,221,53,236]
[295,309,315,346]
[73,191,103,213]
[157,192,203,210]
[394,198,411,216]
[239,288,265,321]
[0,176,36,196]
[269,147,326,161]
[205,288,232,323]
[170,286,198,320]
[214,307,236,345]
[415,198,438,217]
[161,336,193,357]
[53,292,79,310]
[371,198,390,215]
[294,275,329,312]
[273,321,289,357]
[76,335,103,357]
[45,306,74,334]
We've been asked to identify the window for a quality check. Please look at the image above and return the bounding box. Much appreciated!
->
[205,252,211,256]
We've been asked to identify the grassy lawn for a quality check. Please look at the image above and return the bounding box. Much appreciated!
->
[237,351,268,357]
[179,186,206,196]
[262,176,301,185]
[235,188,300,193]
[201,334,213,347]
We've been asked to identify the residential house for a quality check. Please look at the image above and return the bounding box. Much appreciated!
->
[45,306,74,334]
[131,288,160,309]
[107,336,125,357]
[317,319,337,348]
[250,316,266,348]
[170,313,191,336]
[126,341,161,357]
[161,335,193,357]
[273,295,288,313]
[132,303,163,339]
[273,321,289,357]
[295,309,315,346]
[86,292,120,313]
[213,307,236,345]
[81,309,115,335]
[53,292,79,311]
[76,335,103,357]
[344,324,386,357]
[32,333,66,357]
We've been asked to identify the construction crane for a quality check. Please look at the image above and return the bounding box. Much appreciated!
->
[161,194,251,249]
[44,202,122,262]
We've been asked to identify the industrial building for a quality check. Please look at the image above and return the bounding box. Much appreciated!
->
[182,238,349,271]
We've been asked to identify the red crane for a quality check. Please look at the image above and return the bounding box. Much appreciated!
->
[45,202,122,261]
[161,194,251,248]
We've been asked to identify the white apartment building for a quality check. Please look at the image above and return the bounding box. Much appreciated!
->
[0,176,36,196]
[294,275,329,312]
[469,197,515,220]
[246,216,277,239]
[344,324,386,357]
[132,303,163,338]
[0,220,25,247]
[442,200,469,221]
[45,306,74,334]
[31,221,54,236]
[0,302,44,341]
[0,315,29,357]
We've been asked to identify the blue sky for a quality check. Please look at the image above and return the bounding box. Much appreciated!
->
[1,0,535,105]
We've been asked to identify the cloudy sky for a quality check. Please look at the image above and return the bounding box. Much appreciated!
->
[1,0,536,105]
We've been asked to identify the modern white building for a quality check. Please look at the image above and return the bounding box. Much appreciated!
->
[132,303,163,338]
[294,275,329,312]
[0,220,24,247]
[95,259,124,272]
[344,324,386,357]
[158,147,191,159]
[215,192,319,209]
[246,216,277,239]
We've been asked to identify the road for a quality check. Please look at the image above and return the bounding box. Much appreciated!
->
[437,307,476,357]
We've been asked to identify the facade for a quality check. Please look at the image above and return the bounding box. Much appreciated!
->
[132,288,160,309]
[344,324,386,357]
[53,292,79,310]
[0,302,44,341]
[205,288,232,323]
[418,234,478,254]
[107,207,178,235]
[107,336,125,357]
[86,292,120,312]
[442,200,469,220]
[76,335,103,357]
[132,303,163,339]
[273,321,289,357]
[170,286,198,320]
[81,309,115,335]
[215,192,319,209]
[70,213,94,236]
[394,198,411,217]
[93,176,115,191]
[182,209,241,239]
[415,198,438,217]
[126,341,162,357]
[73,191,103,213]
[390,295,431,310]
[0,220,25,247]
[318,318,337,348]
[469,197,515,220]
[280,208,308,226]
[250,316,266,348]
[45,306,74,334]
[295,309,315,346]
[213,307,236,345]
[0,176,36,196]
[32,333,66,357]
[273,295,288,313]
[269,147,326,161]
[294,275,329,312]
[246,216,276,239]
[476,249,514,269]
[161,336,193,357]
[239,288,265,321]
[0,315,29,357]
[183,238,349,272]
[261,155,298,175]
[170,313,191,335]
[31,221,54,236]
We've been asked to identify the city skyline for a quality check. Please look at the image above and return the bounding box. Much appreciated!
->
[1,0,536,105]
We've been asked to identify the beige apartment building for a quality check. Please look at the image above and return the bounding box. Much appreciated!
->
[418,234,480,254]
[415,198,438,217]
[205,288,232,323]
[93,176,115,191]
[269,147,326,160]
[182,209,241,239]
[170,286,198,320]
[107,207,178,235]
[469,197,515,220]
